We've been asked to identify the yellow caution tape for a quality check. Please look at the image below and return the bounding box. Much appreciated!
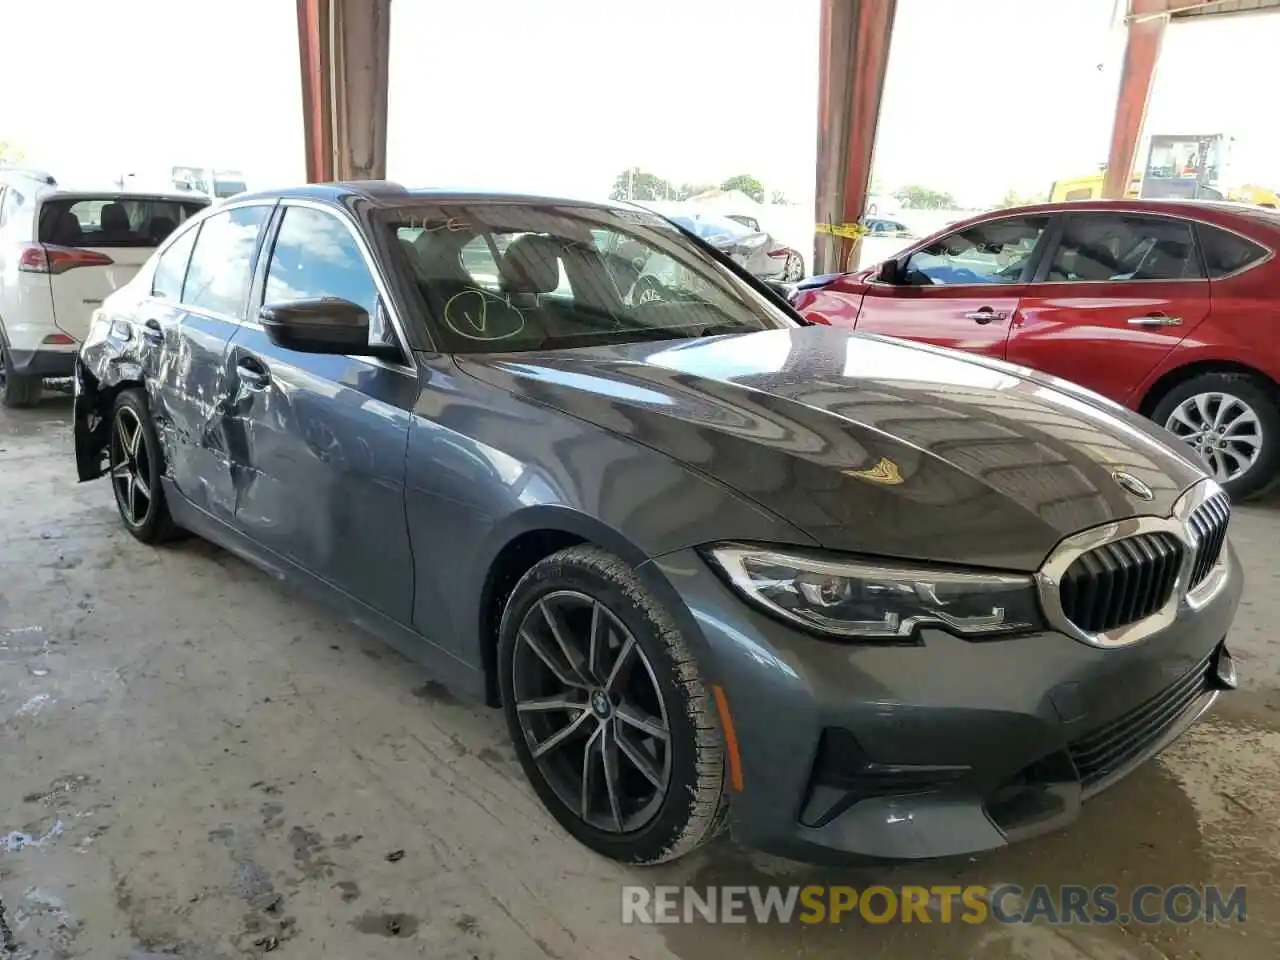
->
[815,222,869,240]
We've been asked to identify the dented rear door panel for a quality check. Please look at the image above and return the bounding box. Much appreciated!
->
[145,301,244,521]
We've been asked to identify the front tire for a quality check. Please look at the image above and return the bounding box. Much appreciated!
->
[498,546,726,864]
[109,388,178,543]
[1152,372,1280,500]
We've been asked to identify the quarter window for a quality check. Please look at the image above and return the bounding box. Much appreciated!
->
[1198,224,1268,278]
[182,206,269,316]
[151,224,198,300]
[902,216,1048,285]
[1045,215,1203,282]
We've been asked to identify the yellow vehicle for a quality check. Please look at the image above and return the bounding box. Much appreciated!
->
[1051,134,1276,208]
[1052,171,1276,209]
[1048,171,1139,202]
[1228,184,1279,208]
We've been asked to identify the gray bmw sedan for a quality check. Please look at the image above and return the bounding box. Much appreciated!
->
[72,183,1240,865]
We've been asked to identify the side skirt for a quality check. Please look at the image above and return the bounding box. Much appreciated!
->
[162,478,487,702]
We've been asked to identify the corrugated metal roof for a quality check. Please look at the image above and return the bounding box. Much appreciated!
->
[1172,0,1280,19]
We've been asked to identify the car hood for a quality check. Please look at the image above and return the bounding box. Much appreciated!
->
[458,326,1206,571]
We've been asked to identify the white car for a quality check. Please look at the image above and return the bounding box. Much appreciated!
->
[0,169,208,407]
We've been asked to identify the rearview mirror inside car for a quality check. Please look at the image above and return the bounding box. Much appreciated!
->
[259,298,401,361]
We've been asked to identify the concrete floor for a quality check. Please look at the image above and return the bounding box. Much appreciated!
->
[2,395,1278,960]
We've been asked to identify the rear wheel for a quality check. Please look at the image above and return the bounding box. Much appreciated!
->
[632,276,667,306]
[0,341,42,408]
[1152,372,1280,500]
[783,249,804,281]
[109,388,178,543]
[498,546,726,864]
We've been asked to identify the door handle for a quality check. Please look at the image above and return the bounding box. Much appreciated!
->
[964,308,1008,325]
[142,318,164,342]
[235,357,271,389]
[1127,315,1183,327]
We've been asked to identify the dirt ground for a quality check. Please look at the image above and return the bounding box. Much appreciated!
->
[2,394,1278,959]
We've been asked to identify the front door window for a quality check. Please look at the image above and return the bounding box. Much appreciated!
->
[902,216,1049,286]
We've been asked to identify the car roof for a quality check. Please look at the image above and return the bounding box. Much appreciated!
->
[925,198,1280,243]
[966,197,1275,224]
[42,189,212,202]
[231,181,630,212]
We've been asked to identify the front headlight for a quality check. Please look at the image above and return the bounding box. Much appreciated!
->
[705,544,1044,641]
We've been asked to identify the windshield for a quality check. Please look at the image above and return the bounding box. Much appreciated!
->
[384,202,794,354]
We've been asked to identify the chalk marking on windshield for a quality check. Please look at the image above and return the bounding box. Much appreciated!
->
[401,216,472,234]
[443,288,527,341]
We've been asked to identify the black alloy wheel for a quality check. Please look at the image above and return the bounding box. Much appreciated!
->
[110,404,152,527]
[511,589,672,834]
[108,389,177,543]
[498,546,727,864]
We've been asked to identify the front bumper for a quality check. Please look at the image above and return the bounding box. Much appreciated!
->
[7,347,76,378]
[643,542,1242,864]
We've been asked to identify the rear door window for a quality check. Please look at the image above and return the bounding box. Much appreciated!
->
[38,196,208,248]
[1197,224,1268,278]
[182,206,270,317]
[1044,215,1203,282]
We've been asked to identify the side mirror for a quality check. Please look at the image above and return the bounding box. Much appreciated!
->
[875,259,903,285]
[259,298,400,360]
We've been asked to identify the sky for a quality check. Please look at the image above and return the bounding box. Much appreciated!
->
[2,0,1278,209]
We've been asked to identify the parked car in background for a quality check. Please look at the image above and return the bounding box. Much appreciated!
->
[0,167,208,406]
[170,165,248,200]
[669,211,798,281]
[863,217,912,238]
[74,184,1238,866]
[724,212,806,279]
[793,199,1280,499]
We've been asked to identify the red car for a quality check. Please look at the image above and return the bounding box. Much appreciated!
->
[794,200,1280,499]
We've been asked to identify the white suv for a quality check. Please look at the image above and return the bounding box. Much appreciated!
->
[0,169,208,407]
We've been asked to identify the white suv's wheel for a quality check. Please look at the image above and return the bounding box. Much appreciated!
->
[0,341,43,408]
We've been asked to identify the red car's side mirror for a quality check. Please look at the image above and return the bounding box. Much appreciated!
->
[875,259,903,285]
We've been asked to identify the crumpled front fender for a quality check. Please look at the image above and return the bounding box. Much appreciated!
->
[73,314,148,482]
